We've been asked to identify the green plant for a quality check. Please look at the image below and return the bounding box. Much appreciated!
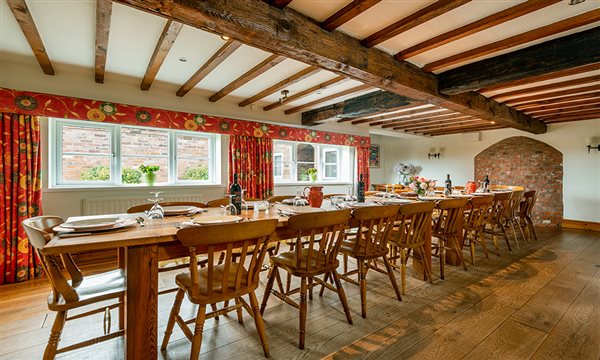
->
[139,164,160,173]
[80,165,110,181]
[121,167,142,184]
[307,167,318,176]
[182,164,209,181]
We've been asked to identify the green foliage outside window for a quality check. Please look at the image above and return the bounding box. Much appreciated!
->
[80,165,142,184]
[182,165,209,180]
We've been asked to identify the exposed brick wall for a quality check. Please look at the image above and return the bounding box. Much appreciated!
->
[474,136,563,228]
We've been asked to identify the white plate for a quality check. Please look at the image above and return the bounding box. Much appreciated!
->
[379,199,415,204]
[418,196,442,201]
[193,215,243,225]
[448,194,473,198]
[342,202,379,208]
[55,218,137,233]
[282,198,308,205]
[163,205,198,215]
[60,217,126,230]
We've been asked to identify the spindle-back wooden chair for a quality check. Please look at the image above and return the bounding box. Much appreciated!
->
[432,198,469,279]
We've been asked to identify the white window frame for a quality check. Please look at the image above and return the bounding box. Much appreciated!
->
[49,118,218,188]
[273,140,350,184]
[273,152,283,179]
[322,148,339,180]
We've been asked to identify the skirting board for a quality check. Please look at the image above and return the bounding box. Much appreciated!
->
[562,219,600,232]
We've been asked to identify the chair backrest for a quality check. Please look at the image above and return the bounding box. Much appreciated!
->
[176,219,278,298]
[433,198,469,237]
[391,202,434,247]
[464,195,493,231]
[287,209,352,272]
[505,190,524,219]
[520,190,537,217]
[266,195,292,203]
[350,205,401,256]
[126,201,206,214]
[487,191,512,224]
[22,216,82,303]
[206,197,231,208]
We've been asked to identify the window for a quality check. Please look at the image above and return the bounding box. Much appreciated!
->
[272,140,352,183]
[50,119,218,187]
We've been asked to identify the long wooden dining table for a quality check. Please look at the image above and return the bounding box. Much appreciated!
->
[42,202,432,359]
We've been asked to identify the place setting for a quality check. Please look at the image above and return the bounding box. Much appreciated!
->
[52,216,138,238]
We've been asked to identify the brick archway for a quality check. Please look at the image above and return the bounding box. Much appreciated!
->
[474,136,563,227]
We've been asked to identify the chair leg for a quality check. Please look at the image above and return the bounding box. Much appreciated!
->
[260,265,278,315]
[439,245,445,280]
[500,223,512,251]
[332,270,353,325]
[358,260,368,318]
[308,277,314,301]
[190,305,207,360]
[43,310,67,360]
[299,277,308,349]
[343,254,348,274]
[508,219,520,249]
[478,229,490,259]
[249,291,270,357]
[383,257,402,301]
[119,296,125,331]
[527,217,538,241]
[400,248,407,295]
[161,289,185,351]
[419,245,434,284]
[469,233,476,265]
[319,272,330,297]
[234,298,244,324]
[451,235,468,271]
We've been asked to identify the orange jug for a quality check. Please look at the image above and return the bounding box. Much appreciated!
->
[304,186,324,208]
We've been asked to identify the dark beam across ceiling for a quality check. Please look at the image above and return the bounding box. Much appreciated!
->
[94,0,112,84]
[439,26,600,95]
[141,20,183,90]
[321,0,381,31]
[113,0,546,134]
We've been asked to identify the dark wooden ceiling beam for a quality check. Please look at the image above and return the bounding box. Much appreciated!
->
[361,0,471,48]
[368,109,453,127]
[479,63,600,93]
[114,0,546,134]
[504,84,600,106]
[141,20,183,90]
[176,39,241,97]
[425,9,600,73]
[285,84,373,115]
[395,0,560,60]
[423,125,503,136]
[514,91,600,110]
[344,103,430,124]
[402,119,489,132]
[264,75,347,111]
[530,103,600,117]
[264,0,293,9]
[439,26,600,95]
[490,74,600,102]
[209,54,285,102]
[6,0,54,75]
[321,0,381,31]
[392,116,478,131]
[239,66,320,107]
[302,90,418,125]
[523,99,600,114]
[95,0,112,83]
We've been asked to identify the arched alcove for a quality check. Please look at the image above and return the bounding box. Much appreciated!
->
[474,136,563,227]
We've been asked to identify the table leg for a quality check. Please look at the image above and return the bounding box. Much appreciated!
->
[412,219,432,280]
[445,213,465,266]
[126,244,158,359]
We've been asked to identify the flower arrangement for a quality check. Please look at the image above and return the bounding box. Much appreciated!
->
[139,164,160,186]
[408,176,436,196]
[307,167,318,182]
[393,163,416,185]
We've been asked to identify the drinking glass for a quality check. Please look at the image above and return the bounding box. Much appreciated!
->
[224,195,240,215]
[293,187,305,206]
[146,191,164,220]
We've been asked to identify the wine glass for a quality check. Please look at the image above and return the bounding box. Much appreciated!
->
[224,195,240,215]
[241,189,249,211]
[293,187,305,206]
[146,191,164,220]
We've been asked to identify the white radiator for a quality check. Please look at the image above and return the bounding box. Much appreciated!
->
[82,195,203,215]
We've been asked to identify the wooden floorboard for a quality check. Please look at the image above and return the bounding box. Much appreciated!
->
[0,229,598,360]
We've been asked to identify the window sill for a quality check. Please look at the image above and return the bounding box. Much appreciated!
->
[44,184,226,193]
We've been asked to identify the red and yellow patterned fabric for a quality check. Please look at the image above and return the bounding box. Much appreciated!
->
[0,113,43,284]
[0,87,370,148]
[229,135,274,199]
[357,146,371,190]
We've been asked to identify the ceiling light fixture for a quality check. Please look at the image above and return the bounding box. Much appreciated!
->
[279,90,289,103]
[491,121,495,124]
[568,0,585,5]
[221,35,231,40]
[178,57,187,62]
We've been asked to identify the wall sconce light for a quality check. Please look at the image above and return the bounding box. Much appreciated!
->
[586,137,599,153]
[428,147,441,159]
[279,89,289,103]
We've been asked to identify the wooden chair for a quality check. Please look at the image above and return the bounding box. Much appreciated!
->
[338,205,402,318]
[266,195,292,203]
[260,210,353,349]
[503,190,526,248]
[126,201,206,214]
[161,219,278,360]
[206,197,231,208]
[431,198,469,279]
[22,216,125,360]
[519,190,538,242]
[463,195,494,264]
[387,201,435,295]
[483,192,513,254]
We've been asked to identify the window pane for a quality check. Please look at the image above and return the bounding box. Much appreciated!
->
[122,157,169,183]
[178,159,209,181]
[62,126,110,154]
[325,150,337,163]
[297,144,315,162]
[273,154,283,177]
[177,135,209,159]
[63,155,111,182]
[121,127,168,156]
[297,162,315,181]
[325,164,337,178]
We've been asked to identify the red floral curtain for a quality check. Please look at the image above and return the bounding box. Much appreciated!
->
[357,146,370,190]
[229,135,274,199]
[1,113,43,284]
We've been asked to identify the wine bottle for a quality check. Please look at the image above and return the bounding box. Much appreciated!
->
[357,174,365,203]
[230,173,242,214]
[445,174,452,195]
[483,175,490,192]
